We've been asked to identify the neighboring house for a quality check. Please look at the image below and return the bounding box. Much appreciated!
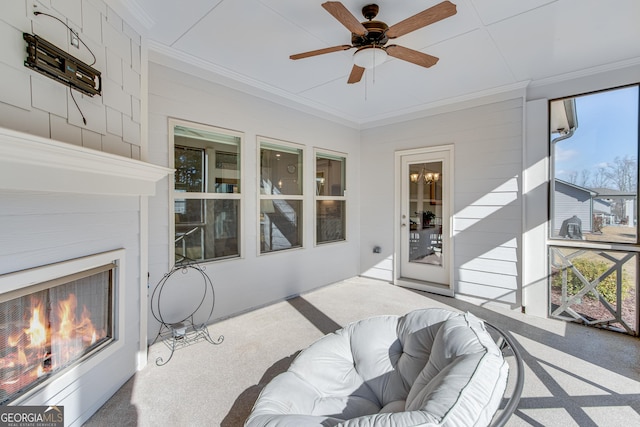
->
[593,197,615,225]
[554,180,638,235]
[553,179,636,236]
[553,179,595,235]
[590,187,637,226]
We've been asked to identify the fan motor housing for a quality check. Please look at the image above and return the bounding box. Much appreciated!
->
[352,20,389,47]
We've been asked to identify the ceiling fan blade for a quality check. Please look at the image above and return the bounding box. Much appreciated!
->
[386,0,457,39]
[347,65,365,84]
[322,2,368,36]
[386,45,439,68]
[290,45,352,60]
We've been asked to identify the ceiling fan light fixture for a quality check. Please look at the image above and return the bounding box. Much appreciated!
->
[291,2,457,84]
[353,46,387,69]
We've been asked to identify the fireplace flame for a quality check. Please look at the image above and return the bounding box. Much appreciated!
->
[81,306,99,345]
[25,304,47,347]
[17,348,28,367]
[7,333,21,347]
[1,292,107,401]
[54,295,99,346]
[57,294,77,340]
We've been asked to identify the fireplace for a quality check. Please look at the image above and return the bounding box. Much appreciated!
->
[0,263,116,405]
[0,250,126,409]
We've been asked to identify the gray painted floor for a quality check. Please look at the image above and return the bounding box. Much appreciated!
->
[85,276,640,426]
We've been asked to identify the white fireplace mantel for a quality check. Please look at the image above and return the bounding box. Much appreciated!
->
[0,127,172,195]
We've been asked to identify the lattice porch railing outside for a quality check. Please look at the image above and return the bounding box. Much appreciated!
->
[549,246,638,336]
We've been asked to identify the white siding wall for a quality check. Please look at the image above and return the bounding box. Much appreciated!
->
[0,0,142,159]
[0,193,139,274]
[147,63,361,340]
[360,98,524,308]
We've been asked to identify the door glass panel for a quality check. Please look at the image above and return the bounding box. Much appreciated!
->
[408,161,443,266]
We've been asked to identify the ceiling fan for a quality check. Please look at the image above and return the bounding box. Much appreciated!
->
[290,1,457,84]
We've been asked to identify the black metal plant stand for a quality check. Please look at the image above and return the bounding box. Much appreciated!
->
[150,262,223,366]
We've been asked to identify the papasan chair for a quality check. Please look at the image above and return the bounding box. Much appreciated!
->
[245,308,523,427]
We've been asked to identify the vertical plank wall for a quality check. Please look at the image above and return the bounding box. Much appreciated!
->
[360,97,524,308]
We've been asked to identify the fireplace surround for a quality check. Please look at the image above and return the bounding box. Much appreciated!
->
[0,126,171,425]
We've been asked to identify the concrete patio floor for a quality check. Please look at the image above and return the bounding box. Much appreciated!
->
[85,276,640,426]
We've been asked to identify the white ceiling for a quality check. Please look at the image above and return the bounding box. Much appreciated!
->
[120,0,640,128]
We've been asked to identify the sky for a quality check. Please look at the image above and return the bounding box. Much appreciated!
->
[553,85,639,188]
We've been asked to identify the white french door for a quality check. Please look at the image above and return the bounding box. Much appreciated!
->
[396,147,453,295]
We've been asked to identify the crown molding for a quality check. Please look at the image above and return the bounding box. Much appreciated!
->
[108,0,155,30]
[147,41,363,129]
[360,80,531,129]
[529,57,640,89]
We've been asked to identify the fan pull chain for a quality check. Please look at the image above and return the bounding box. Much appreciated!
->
[364,69,368,101]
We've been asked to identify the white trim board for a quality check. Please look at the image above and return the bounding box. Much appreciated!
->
[0,127,172,196]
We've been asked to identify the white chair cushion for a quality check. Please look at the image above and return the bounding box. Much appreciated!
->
[245,308,508,427]
[406,312,509,426]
